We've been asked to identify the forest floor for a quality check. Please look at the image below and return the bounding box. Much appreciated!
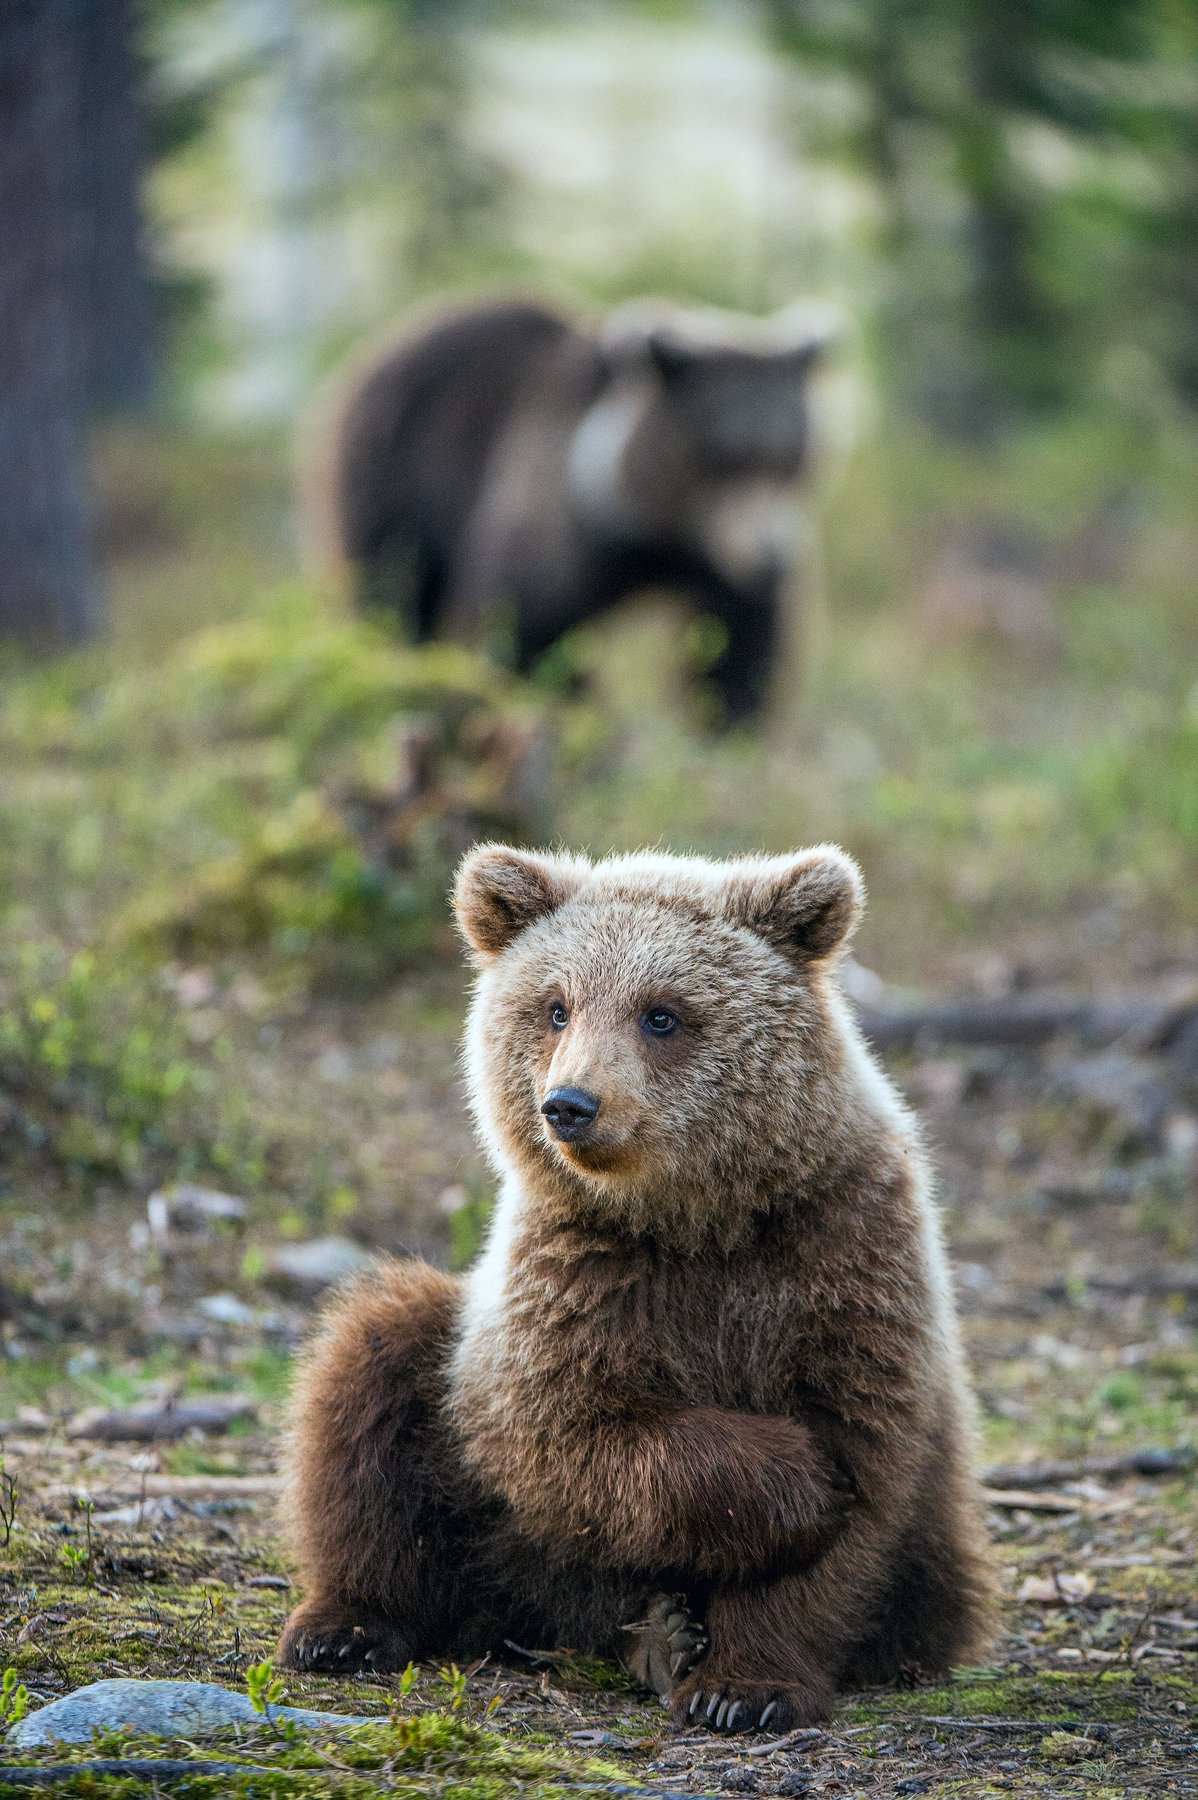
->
[1,422,1197,1796]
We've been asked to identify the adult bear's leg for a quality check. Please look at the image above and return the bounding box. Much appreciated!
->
[278,1259,485,1673]
[691,572,782,727]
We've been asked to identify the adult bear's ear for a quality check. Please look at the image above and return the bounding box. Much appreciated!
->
[723,847,863,964]
[771,300,846,379]
[453,845,587,964]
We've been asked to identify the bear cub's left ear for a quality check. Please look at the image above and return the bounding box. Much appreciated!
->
[725,846,864,964]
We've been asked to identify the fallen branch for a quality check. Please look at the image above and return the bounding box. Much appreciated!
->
[1044,1268,1198,1301]
[981,1487,1134,1515]
[855,990,1198,1056]
[983,1447,1195,1489]
[43,1474,279,1505]
[64,1397,258,1443]
[912,1716,1083,1734]
[0,1761,257,1789]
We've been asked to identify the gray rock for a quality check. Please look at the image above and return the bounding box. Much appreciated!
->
[265,1236,374,1297]
[8,1679,377,1747]
[147,1185,247,1239]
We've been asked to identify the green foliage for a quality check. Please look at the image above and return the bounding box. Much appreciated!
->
[766,0,1198,427]
[245,1656,287,1715]
[0,1667,30,1727]
[0,940,257,1185]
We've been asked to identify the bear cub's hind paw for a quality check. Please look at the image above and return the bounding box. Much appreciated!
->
[278,1603,413,1675]
[671,1673,833,1734]
[620,1592,707,1699]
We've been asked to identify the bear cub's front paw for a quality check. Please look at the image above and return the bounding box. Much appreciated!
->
[620,1591,707,1698]
[278,1602,412,1674]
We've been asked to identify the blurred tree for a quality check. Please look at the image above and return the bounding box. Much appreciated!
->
[0,0,98,644]
[354,0,511,294]
[71,0,156,413]
[766,0,1198,432]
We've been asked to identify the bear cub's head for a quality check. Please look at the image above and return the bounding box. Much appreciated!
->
[454,844,865,1224]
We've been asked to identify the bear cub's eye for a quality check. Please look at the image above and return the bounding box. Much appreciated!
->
[642,1006,678,1036]
[549,1002,569,1030]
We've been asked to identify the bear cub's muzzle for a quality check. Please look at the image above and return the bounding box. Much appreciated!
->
[541,1085,602,1143]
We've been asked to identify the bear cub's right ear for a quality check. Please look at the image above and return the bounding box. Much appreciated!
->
[453,845,587,963]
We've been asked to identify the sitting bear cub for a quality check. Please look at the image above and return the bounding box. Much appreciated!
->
[279,845,994,1729]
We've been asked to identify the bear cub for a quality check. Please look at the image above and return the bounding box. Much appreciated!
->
[279,845,995,1729]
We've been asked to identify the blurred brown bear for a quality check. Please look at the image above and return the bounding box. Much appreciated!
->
[307,296,839,724]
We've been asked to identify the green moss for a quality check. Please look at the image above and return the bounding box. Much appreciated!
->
[0,1711,639,1798]
[842,1668,1145,1726]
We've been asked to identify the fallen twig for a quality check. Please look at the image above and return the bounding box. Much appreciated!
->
[43,1474,279,1504]
[64,1397,258,1443]
[855,990,1198,1054]
[1044,1268,1198,1301]
[981,1487,1134,1514]
[983,1447,1195,1489]
[910,1716,1082,1733]
[0,1760,256,1789]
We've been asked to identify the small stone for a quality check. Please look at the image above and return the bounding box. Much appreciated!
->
[175,968,217,1008]
[265,1236,374,1297]
[147,1185,247,1240]
[6,1679,377,1747]
[196,1292,257,1327]
[776,1775,811,1798]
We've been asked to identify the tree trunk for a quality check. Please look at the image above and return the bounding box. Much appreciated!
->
[73,0,155,412]
[0,0,98,644]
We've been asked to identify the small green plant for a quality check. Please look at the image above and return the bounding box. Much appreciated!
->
[438,1663,468,1710]
[398,1661,417,1698]
[1,1668,30,1726]
[59,1498,95,1583]
[245,1656,286,1717]
[246,1656,299,1744]
[59,1541,88,1578]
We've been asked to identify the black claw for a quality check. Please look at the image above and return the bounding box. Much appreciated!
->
[726,1702,743,1731]
[759,1701,777,1729]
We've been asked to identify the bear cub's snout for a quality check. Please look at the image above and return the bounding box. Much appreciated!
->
[541,1085,602,1142]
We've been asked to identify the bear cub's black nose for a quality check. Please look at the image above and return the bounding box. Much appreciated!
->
[541,1086,601,1142]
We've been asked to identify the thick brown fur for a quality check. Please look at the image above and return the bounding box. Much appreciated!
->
[280,846,996,1728]
[305,295,839,723]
